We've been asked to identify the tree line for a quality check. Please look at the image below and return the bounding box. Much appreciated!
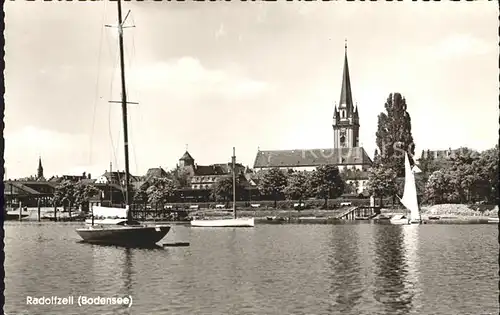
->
[52,164,352,211]
[366,92,498,206]
[53,92,497,210]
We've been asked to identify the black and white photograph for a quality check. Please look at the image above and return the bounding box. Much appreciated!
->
[2,0,498,314]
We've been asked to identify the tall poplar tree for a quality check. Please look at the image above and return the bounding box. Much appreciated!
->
[375,93,415,176]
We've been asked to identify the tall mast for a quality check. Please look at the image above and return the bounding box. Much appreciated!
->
[109,161,113,206]
[232,147,236,219]
[116,0,132,220]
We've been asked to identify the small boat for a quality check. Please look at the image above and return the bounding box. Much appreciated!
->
[390,152,422,225]
[190,217,255,227]
[190,148,255,228]
[389,214,410,225]
[4,208,29,220]
[265,216,285,224]
[487,217,499,223]
[75,0,170,247]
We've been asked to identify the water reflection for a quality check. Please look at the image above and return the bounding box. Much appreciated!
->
[373,225,417,314]
[84,245,137,314]
[326,226,363,314]
[5,223,497,315]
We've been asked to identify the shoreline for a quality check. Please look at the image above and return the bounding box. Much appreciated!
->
[7,205,498,225]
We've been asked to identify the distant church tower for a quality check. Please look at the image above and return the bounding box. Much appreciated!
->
[37,156,44,180]
[333,40,360,149]
[178,151,195,168]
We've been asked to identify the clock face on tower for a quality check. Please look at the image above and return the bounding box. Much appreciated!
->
[340,129,346,147]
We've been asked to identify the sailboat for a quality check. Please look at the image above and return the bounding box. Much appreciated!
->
[390,152,422,225]
[190,147,255,227]
[75,0,170,246]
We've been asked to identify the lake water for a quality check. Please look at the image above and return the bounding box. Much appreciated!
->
[4,222,499,315]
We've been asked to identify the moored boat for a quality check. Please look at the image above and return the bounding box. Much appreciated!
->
[75,0,170,247]
[190,148,255,228]
[190,217,254,227]
[390,152,422,225]
[389,214,410,225]
[76,224,170,246]
[487,217,499,223]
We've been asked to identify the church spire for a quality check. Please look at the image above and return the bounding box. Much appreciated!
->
[339,39,354,115]
[37,156,44,180]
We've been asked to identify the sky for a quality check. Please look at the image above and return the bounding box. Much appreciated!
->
[4,1,498,179]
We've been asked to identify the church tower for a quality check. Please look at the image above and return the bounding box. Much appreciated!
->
[37,156,44,180]
[178,151,195,168]
[333,40,360,149]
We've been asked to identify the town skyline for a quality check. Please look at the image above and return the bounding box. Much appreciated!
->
[5,1,497,179]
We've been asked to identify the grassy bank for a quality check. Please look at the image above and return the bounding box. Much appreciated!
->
[380,204,497,218]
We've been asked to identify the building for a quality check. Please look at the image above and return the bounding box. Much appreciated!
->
[48,173,91,183]
[418,148,463,161]
[177,151,247,190]
[253,42,372,195]
[94,170,141,186]
[4,180,58,208]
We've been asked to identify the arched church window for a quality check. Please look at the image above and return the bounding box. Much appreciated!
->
[342,111,345,118]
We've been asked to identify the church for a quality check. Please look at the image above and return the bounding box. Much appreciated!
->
[253,43,373,194]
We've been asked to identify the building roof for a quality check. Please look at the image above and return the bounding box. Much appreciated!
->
[144,167,168,182]
[48,175,86,183]
[80,178,96,185]
[253,147,372,168]
[193,163,245,176]
[179,151,194,161]
[4,180,59,195]
[93,182,124,191]
[101,171,140,183]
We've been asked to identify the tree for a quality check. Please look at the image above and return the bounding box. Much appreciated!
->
[309,165,345,208]
[284,171,310,204]
[212,175,244,203]
[341,168,362,195]
[474,145,499,203]
[54,180,77,211]
[171,167,191,188]
[258,167,288,208]
[418,150,452,175]
[375,93,415,177]
[449,148,481,203]
[425,170,451,204]
[421,146,497,205]
[74,182,100,212]
[366,165,397,207]
[146,178,176,209]
[133,183,150,210]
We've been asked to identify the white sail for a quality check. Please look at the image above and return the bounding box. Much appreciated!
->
[400,153,420,222]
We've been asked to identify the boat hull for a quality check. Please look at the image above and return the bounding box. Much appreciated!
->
[389,219,410,225]
[190,218,255,227]
[389,219,421,225]
[5,213,29,220]
[75,225,170,246]
[487,217,499,223]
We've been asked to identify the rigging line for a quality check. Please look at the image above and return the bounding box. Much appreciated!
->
[88,0,108,167]
[128,12,139,176]
[108,43,120,176]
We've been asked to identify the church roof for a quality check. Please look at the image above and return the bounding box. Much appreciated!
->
[253,147,372,169]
